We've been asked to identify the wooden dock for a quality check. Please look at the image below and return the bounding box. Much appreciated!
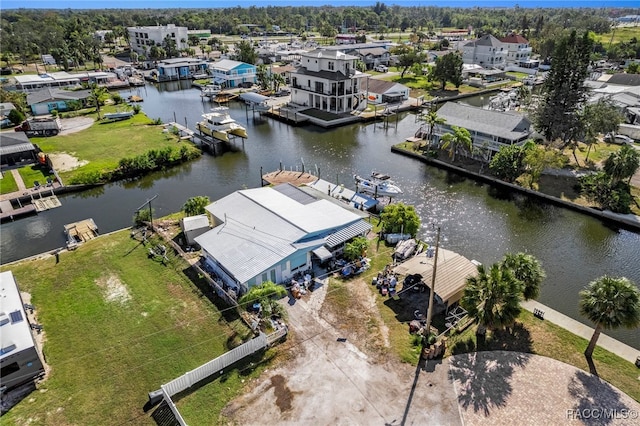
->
[33,195,62,212]
[64,218,99,249]
[265,107,310,125]
[164,122,195,140]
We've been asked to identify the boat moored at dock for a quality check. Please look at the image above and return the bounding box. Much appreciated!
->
[196,107,248,143]
[354,172,403,197]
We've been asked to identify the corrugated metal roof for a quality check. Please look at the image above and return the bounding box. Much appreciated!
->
[393,248,478,306]
[1,142,36,156]
[326,220,372,248]
[436,102,531,141]
[181,215,209,232]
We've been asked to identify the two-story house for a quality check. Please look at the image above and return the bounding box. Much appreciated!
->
[344,45,391,70]
[461,34,506,70]
[289,49,367,113]
[209,59,257,88]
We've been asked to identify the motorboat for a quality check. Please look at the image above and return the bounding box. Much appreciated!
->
[354,172,402,197]
[196,107,248,142]
[103,110,134,121]
[394,238,417,261]
[201,84,222,97]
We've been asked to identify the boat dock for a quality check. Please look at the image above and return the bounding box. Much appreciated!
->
[265,106,310,126]
[164,122,194,140]
[33,195,62,212]
[64,218,99,249]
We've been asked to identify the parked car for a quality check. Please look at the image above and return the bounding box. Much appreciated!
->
[237,81,254,88]
[604,133,634,145]
[374,65,388,73]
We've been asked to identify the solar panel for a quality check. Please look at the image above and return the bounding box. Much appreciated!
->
[9,310,23,324]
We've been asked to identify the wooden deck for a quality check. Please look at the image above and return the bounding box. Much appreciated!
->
[262,170,318,186]
[64,218,99,249]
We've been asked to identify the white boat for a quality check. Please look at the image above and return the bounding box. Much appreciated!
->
[196,107,248,142]
[201,84,222,97]
[103,111,134,121]
[354,172,403,197]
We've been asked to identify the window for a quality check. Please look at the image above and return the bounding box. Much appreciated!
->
[261,273,268,282]
[328,61,334,71]
[1,362,20,377]
[270,269,276,282]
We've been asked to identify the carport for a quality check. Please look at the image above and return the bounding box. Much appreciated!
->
[393,248,479,307]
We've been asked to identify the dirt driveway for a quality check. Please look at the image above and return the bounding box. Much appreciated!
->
[221,277,462,426]
[59,116,94,135]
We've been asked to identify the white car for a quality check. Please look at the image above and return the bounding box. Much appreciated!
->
[374,65,388,73]
[604,133,634,145]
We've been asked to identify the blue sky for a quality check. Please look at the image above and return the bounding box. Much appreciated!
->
[2,0,639,9]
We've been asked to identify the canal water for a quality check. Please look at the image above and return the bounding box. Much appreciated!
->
[2,82,639,350]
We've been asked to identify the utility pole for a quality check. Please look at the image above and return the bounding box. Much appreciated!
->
[135,195,158,229]
[424,226,441,336]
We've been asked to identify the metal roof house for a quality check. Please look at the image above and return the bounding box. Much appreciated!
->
[26,88,91,116]
[156,58,209,82]
[209,59,257,88]
[195,184,372,294]
[366,79,409,104]
[14,71,114,92]
[433,102,533,157]
[0,132,37,168]
[0,271,45,392]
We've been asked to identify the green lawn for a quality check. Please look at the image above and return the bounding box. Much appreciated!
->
[33,111,200,183]
[18,163,54,189]
[595,26,640,45]
[0,169,18,194]
[0,230,255,425]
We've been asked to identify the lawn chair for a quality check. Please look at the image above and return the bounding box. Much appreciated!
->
[33,180,41,190]
[46,177,54,186]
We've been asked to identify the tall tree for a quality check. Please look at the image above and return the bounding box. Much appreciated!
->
[429,52,463,91]
[579,276,640,358]
[534,30,593,159]
[379,202,421,236]
[489,143,529,183]
[88,83,108,119]
[500,253,546,300]
[461,263,523,331]
[234,40,257,65]
[603,145,640,185]
[420,109,445,149]
[580,98,624,162]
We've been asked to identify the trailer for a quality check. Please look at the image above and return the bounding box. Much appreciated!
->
[15,117,62,137]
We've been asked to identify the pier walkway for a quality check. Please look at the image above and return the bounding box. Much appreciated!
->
[522,300,640,364]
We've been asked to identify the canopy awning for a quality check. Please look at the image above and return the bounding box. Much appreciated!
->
[312,245,333,262]
[213,77,226,84]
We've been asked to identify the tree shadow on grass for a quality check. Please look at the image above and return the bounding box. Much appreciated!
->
[567,369,633,426]
[449,350,532,417]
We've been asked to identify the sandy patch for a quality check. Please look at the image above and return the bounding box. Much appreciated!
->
[95,275,131,305]
[48,153,88,173]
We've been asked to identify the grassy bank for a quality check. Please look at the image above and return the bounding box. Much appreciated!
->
[32,111,201,184]
[0,230,260,425]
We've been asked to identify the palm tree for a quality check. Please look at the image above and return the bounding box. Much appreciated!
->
[88,83,108,119]
[603,145,640,185]
[461,263,523,331]
[579,276,640,358]
[500,252,546,300]
[420,109,445,149]
[440,125,472,162]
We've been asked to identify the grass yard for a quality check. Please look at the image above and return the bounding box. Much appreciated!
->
[446,310,640,403]
[595,25,640,46]
[32,112,200,183]
[0,169,18,194]
[0,230,256,425]
[17,163,55,189]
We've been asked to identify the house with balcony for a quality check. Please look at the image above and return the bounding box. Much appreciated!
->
[155,58,209,81]
[460,34,506,70]
[209,59,257,88]
[500,33,539,72]
[431,102,533,159]
[127,24,188,57]
[289,49,367,113]
[343,45,391,70]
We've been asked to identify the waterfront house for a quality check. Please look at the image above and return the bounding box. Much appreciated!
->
[0,132,37,168]
[26,88,91,116]
[209,59,257,88]
[289,48,368,113]
[460,34,506,70]
[195,183,371,294]
[433,102,533,157]
[344,45,391,70]
[127,24,188,57]
[15,71,114,93]
[156,58,209,81]
[500,33,538,72]
[0,271,46,391]
[365,79,409,104]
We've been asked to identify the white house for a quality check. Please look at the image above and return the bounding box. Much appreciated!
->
[289,49,368,113]
[127,24,188,56]
[432,102,533,157]
[209,59,257,88]
[195,183,371,294]
[500,33,539,71]
[461,34,506,70]
[0,271,45,391]
[365,79,409,104]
